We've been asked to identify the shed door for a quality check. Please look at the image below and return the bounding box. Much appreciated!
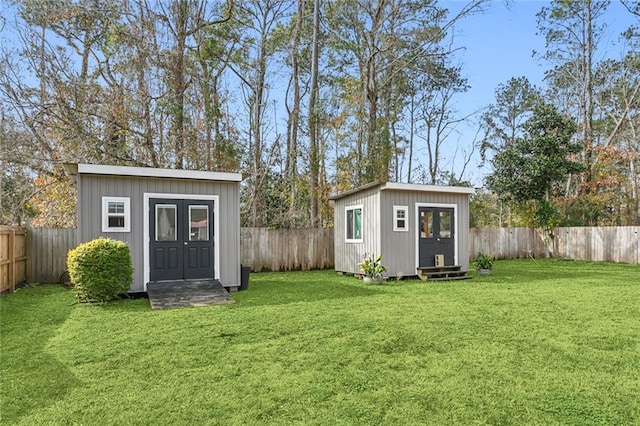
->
[418,207,455,267]
[149,199,215,282]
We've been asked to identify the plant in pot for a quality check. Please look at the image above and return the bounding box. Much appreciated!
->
[359,253,387,283]
[474,252,495,276]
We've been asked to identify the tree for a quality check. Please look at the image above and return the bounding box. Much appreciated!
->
[537,0,609,190]
[415,65,470,184]
[308,0,321,227]
[486,103,582,256]
[231,0,293,227]
[325,0,485,189]
[480,76,541,162]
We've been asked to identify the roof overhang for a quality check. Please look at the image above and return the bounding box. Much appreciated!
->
[330,181,475,200]
[65,163,243,182]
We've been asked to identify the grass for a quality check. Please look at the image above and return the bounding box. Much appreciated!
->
[1,259,639,425]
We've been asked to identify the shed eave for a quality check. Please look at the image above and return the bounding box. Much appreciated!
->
[329,181,384,200]
[381,182,475,195]
[330,181,475,200]
[76,163,243,182]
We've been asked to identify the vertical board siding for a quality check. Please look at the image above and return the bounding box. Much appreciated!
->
[79,174,240,291]
[0,227,27,293]
[335,187,472,277]
[332,186,380,274]
[241,228,334,272]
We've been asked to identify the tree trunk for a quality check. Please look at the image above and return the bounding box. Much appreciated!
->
[309,0,320,227]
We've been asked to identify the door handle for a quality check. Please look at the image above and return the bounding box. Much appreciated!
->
[437,238,440,241]
[184,242,188,246]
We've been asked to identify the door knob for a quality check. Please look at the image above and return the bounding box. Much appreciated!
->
[184,242,188,246]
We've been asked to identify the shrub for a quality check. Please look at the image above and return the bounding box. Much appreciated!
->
[359,253,387,278]
[67,237,133,302]
[474,252,495,270]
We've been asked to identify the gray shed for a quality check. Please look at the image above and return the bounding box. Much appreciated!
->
[68,164,242,292]
[331,182,475,279]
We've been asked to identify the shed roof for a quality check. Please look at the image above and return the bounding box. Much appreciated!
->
[65,163,242,182]
[329,181,475,200]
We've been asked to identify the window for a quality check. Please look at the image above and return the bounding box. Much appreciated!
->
[420,210,433,239]
[189,205,209,241]
[345,205,363,242]
[393,206,408,232]
[102,197,130,232]
[439,210,452,238]
[156,204,177,241]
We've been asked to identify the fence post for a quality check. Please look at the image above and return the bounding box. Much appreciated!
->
[9,230,15,292]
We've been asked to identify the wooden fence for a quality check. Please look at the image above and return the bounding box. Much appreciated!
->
[0,226,27,293]
[1,225,637,292]
[2,227,335,289]
[551,226,640,264]
[27,228,78,284]
[469,227,544,260]
[241,227,334,271]
[469,226,640,264]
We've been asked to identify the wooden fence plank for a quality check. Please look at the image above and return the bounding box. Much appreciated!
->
[240,227,335,272]
[26,228,78,284]
[2,225,637,294]
[0,227,27,293]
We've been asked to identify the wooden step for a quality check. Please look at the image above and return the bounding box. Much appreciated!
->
[417,265,462,273]
[416,265,471,282]
[424,275,473,282]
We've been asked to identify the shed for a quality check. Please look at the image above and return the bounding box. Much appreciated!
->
[331,182,475,279]
[68,164,242,293]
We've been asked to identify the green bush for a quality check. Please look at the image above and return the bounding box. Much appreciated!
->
[67,237,133,302]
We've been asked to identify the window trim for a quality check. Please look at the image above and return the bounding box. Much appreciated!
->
[345,204,363,243]
[393,205,409,232]
[102,196,131,233]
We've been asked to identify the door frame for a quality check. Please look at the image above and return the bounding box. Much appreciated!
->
[143,193,220,290]
[414,202,458,270]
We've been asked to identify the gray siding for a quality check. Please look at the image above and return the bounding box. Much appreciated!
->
[379,190,470,275]
[78,174,240,292]
[333,186,381,274]
[333,185,471,277]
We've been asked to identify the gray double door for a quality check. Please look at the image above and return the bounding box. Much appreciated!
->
[149,198,214,282]
[418,206,455,267]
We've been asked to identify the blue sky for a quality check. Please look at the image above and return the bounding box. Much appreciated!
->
[440,0,636,186]
[1,1,635,187]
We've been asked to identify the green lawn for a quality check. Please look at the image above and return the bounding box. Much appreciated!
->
[1,259,639,425]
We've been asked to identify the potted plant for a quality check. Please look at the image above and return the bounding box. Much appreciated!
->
[359,253,387,283]
[474,252,495,275]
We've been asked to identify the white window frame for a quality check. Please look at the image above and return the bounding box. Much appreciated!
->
[393,205,409,232]
[345,205,363,243]
[102,197,130,233]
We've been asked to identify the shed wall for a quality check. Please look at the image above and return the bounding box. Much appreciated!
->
[333,186,381,274]
[379,190,470,276]
[78,174,240,292]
